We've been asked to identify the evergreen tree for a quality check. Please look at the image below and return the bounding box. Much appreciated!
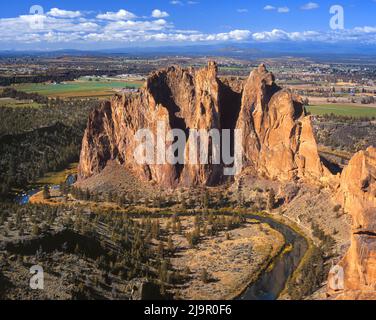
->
[158,241,164,257]
[85,188,91,201]
[200,268,210,283]
[267,189,276,211]
[43,185,50,200]
[167,235,174,253]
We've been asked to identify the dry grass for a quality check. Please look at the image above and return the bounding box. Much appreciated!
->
[170,218,285,300]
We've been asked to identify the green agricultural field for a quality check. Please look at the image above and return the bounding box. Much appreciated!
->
[0,97,42,108]
[14,80,143,98]
[306,104,376,118]
[220,66,246,71]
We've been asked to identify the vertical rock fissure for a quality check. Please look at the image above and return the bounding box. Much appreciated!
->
[147,72,189,180]
[218,79,242,163]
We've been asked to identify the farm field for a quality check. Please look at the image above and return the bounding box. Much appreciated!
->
[306,104,376,118]
[220,66,245,72]
[13,79,143,98]
[0,97,42,108]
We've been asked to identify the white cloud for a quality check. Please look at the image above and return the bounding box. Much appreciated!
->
[47,8,82,18]
[264,5,289,13]
[301,2,319,10]
[170,1,198,5]
[354,26,376,33]
[264,5,276,11]
[1,6,376,47]
[227,29,252,40]
[250,27,376,43]
[252,29,320,41]
[237,9,248,13]
[96,9,137,21]
[104,19,170,32]
[78,29,250,43]
[152,9,170,18]
[145,29,251,42]
[277,7,290,13]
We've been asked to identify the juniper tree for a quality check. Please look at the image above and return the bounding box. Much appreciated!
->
[267,189,276,211]
[43,185,50,200]
[167,235,174,253]
[200,268,210,283]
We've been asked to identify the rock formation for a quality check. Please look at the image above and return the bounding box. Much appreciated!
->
[236,64,330,182]
[78,60,376,299]
[329,147,376,299]
[79,62,226,187]
[78,62,328,187]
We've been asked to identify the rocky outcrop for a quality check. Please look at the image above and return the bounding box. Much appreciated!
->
[236,64,329,182]
[78,62,328,188]
[329,147,376,298]
[79,62,225,187]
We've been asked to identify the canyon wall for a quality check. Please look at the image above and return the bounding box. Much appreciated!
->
[329,147,376,299]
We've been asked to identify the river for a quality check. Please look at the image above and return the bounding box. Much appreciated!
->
[14,174,76,205]
[239,214,308,300]
[13,183,307,300]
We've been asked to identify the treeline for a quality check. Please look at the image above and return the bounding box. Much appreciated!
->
[0,123,82,195]
[0,69,121,86]
[0,89,99,136]
[313,115,376,154]
[286,223,336,300]
[1,88,49,104]
[314,113,376,122]
[0,103,94,137]
[0,90,99,196]
[360,96,375,105]
[297,86,376,97]
[70,186,252,211]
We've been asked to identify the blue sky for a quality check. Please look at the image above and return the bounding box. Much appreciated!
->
[0,0,376,50]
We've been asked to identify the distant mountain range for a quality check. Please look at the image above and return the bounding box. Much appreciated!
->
[1,42,376,61]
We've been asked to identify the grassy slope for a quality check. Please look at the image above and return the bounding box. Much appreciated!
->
[35,162,78,186]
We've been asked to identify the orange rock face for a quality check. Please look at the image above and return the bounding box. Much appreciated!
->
[78,62,328,187]
[79,62,226,187]
[236,64,328,182]
[333,147,376,298]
